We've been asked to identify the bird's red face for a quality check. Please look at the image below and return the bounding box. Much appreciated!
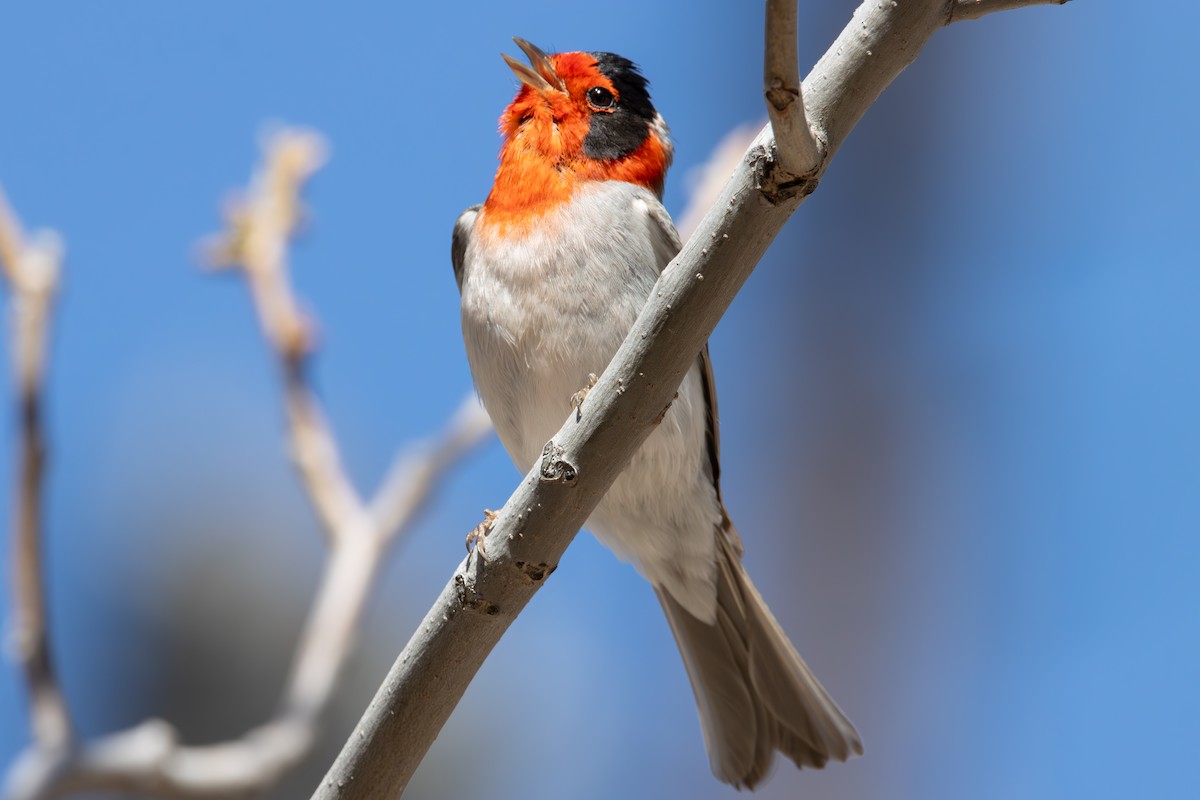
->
[482,40,672,234]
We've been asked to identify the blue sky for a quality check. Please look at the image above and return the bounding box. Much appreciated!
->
[1,2,1198,799]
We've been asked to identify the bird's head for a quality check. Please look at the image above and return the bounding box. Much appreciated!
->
[483,39,672,228]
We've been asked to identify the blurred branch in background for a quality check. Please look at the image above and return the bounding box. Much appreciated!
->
[0,188,71,751]
[2,133,493,799]
[208,132,362,543]
[314,0,1072,797]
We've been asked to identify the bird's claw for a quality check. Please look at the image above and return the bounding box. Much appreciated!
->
[466,508,499,555]
[571,373,599,421]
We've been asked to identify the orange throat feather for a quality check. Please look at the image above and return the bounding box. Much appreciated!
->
[481,106,669,235]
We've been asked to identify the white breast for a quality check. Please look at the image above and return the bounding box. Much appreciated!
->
[459,181,722,622]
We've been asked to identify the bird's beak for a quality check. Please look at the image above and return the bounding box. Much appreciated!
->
[503,37,566,95]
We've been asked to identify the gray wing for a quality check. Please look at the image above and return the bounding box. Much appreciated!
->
[638,196,682,272]
[637,195,736,546]
[451,204,481,292]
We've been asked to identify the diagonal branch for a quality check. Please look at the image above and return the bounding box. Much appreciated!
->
[0,185,71,752]
[4,133,493,800]
[764,0,821,178]
[312,0,1071,797]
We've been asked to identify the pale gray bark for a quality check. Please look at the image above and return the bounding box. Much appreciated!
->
[764,0,821,178]
[0,187,70,753]
[2,137,494,800]
[313,1,1070,798]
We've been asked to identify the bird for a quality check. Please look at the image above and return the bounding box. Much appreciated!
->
[452,38,863,789]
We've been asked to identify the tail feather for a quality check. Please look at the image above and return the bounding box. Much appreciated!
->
[657,533,862,789]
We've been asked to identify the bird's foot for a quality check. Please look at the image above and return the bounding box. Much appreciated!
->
[466,508,498,554]
[571,373,599,421]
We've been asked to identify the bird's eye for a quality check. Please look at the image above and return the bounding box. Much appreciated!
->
[587,86,615,110]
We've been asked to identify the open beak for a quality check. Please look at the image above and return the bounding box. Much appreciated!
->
[503,37,566,95]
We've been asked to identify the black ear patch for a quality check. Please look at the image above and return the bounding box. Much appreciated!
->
[583,52,659,161]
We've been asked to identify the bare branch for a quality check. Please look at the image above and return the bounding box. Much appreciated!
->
[279,400,491,722]
[206,130,366,543]
[4,133,492,800]
[0,185,71,751]
[313,0,1071,797]
[209,131,323,358]
[4,392,489,800]
[950,0,1069,24]
[764,0,821,177]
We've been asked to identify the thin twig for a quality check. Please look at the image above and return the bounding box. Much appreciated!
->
[3,133,493,800]
[208,131,365,543]
[0,185,71,751]
[313,0,1072,796]
[949,0,1069,23]
[764,0,821,177]
[369,396,494,540]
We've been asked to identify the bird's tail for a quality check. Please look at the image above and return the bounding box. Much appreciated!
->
[656,532,863,789]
